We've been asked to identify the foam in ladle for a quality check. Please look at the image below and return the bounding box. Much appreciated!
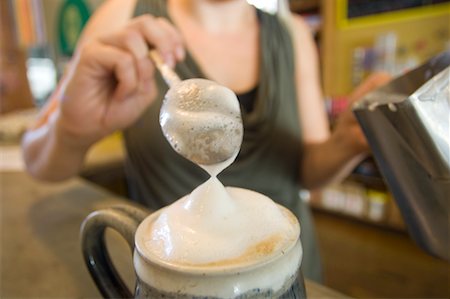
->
[160,78,244,166]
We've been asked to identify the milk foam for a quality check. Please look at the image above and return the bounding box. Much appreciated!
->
[160,78,243,165]
[142,177,298,267]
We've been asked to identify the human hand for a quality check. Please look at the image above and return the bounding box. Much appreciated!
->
[57,15,185,146]
[334,72,392,154]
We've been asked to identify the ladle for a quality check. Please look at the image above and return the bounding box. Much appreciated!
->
[149,50,243,166]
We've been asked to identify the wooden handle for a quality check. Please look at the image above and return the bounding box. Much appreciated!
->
[148,50,181,87]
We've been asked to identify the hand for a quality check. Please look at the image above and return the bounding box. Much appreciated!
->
[334,72,392,154]
[57,15,185,146]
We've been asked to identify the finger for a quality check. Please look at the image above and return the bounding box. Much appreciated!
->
[129,15,184,67]
[154,17,185,61]
[113,52,139,101]
[100,29,149,83]
[349,71,392,102]
[137,57,155,92]
[100,29,148,60]
[81,42,138,101]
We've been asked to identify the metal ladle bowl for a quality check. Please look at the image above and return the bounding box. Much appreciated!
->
[149,50,243,165]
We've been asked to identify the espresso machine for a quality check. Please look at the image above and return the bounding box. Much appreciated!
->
[353,51,450,261]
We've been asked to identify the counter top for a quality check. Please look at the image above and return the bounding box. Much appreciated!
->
[0,171,349,298]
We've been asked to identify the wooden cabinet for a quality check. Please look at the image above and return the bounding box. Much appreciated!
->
[0,1,34,114]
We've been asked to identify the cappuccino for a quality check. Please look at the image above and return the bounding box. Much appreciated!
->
[134,175,302,298]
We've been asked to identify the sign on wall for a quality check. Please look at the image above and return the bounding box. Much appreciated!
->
[57,0,91,56]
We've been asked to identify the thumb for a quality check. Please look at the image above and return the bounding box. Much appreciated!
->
[348,72,392,103]
[80,43,138,101]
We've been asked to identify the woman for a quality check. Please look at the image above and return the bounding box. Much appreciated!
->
[22,0,390,281]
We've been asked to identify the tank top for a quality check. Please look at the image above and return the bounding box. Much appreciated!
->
[124,0,322,281]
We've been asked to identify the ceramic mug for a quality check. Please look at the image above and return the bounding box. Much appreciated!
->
[81,204,307,298]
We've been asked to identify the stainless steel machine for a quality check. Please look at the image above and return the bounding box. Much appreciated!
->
[353,51,449,261]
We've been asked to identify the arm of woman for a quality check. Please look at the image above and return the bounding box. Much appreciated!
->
[22,0,184,181]
[291,15,390,190]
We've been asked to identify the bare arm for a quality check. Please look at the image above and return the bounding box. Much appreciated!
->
[22,0,184,181]
[22,101,92,181]
[291,15,391,189]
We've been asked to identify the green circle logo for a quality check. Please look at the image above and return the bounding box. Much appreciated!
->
[57,0,91,56]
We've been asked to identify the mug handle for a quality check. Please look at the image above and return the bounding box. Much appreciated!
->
[80,204,149,298]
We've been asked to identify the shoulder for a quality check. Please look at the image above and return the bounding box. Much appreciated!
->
[290,14,317,50]
[288,14,319,70]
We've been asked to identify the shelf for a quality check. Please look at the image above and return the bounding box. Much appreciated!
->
[309,180,406,232]
[290,0,320,14]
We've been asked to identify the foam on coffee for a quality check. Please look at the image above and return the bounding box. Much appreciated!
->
[134,189,301,297]
[141,176,298,267]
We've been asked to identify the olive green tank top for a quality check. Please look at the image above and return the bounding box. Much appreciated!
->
[124,0,322,281]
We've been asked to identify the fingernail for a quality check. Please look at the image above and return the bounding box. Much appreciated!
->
[175,46,185,60]
[164,54,175,68]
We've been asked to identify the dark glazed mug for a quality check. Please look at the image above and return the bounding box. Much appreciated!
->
[81,204,307,298]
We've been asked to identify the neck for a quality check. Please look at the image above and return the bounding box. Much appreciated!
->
[168,0,256,33]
